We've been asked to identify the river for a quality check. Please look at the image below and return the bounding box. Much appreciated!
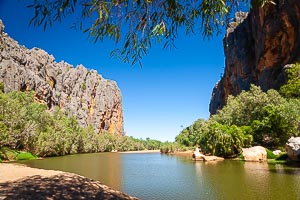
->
[19,152,300,200]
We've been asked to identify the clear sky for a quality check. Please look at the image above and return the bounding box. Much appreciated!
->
[0,0,225,142]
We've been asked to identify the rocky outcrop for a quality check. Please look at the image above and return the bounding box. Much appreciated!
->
[192,148,224,161]
[286,137,300,161]
[242,146,267,162]
[210,0,300,114]
[0,19,124,136]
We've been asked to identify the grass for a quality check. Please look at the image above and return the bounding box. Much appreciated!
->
[267,159,287,164]
[0,147,37,161]
[16,152,37,160]
[266,148,277,159]
[266,150,288,164]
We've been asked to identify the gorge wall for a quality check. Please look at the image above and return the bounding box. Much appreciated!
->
[210,0,300,114]
[0,19,124,136]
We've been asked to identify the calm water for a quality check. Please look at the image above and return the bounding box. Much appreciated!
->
[19,153,300,200]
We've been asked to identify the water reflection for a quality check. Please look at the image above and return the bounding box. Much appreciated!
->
[19,153,300,200]
[194,160,300,200]
[19,153,122,190]
[269,163,300,175]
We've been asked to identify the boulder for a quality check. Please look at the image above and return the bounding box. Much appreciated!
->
[286,137,300,161]
[272,150,282,156]
[242,146,267,162]
[192,148,224,162]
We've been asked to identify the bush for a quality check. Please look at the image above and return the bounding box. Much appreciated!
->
[0,148,18,160]
[266,149,277,159]
[280,63,300,98]
[275,152,288,161]
[238,153,244,160]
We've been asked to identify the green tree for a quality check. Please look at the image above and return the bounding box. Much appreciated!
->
[176,119,207,147]
[27,0,273,65]
[280,63,300,98]
[197,120,252,157]
[212,85,286,126]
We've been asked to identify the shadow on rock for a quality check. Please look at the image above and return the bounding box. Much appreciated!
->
[0,173,138,200]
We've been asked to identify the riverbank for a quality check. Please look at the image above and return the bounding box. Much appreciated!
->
[118,150,160,154]
[0,163,139,200]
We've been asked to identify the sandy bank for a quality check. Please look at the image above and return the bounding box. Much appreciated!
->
[168,150,194,156]
[118,150,160,154]
[0,163,139,200]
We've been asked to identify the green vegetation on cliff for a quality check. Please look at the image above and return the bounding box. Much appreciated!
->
[176,64,300,157]
[280,63,300,98]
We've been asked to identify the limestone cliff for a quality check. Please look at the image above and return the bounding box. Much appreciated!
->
[0,19,124,136]
[210,0,300,114]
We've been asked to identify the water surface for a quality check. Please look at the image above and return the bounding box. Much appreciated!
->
[20,153,300,200]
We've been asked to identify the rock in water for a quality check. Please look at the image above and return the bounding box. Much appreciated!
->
[210,1,300,114]
[242,146,267,162]
[286,137,300,161]
[0,19,124,136]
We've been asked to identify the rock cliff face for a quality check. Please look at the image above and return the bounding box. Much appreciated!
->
[0,19,124,136]
[210,0,300,114]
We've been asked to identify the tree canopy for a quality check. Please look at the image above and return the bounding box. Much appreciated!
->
[27,0,273,66]
[176,84,300,157]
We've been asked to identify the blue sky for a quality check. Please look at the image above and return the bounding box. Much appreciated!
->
[0,0,225,141]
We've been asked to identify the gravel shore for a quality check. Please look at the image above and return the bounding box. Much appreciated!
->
[0,163,139,200]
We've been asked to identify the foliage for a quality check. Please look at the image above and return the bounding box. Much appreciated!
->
[275,152,288,161]
[16,152,37,160]
[280,63,300,98]
[160,142,185,154]
[0,85,165,159]
[26,0,274,66]
[0,82,4,92]
[176,119,252,157]
[175,119,207,147]
[0,147,37,161]
[0,147,19,160]
[266,148,276,159]
[267,152,288,164]
[198,121,252,157]
[212,85,286,126]
[176,84,300,157]
[212,85,299,148]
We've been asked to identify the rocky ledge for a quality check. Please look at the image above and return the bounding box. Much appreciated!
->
[0,19,124,136]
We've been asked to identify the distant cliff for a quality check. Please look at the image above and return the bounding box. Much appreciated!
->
[0,19,124,136]
[210,0,300,114]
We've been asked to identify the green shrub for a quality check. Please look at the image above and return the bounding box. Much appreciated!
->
[238,153,244,160]
[275,152,288,161]
[81,83,86,90]
[266,149,277,159]
[1,148,18,160]
[16,152,37,160]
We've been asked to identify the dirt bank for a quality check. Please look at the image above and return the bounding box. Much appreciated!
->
[0,163,139,200]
